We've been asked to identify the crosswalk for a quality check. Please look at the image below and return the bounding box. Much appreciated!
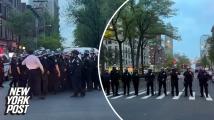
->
[107,89,213,102]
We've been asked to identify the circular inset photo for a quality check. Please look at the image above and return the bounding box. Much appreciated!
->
[99,0,214,120]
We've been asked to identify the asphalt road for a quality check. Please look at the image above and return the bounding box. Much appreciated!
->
[0,81,118,120]
[108,74,214,120]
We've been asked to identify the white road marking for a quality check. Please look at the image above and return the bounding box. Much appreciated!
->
[156,92,170,100]
[172,88,185,100]
[111,95,123,99]
[141,94,152,99]
[189,92,195,100]
[126,90,146,99]
[110,91,135,99]
[107,91,123,98]
[205,93,213,101]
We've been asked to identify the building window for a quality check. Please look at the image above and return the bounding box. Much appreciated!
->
[108,40,112,44]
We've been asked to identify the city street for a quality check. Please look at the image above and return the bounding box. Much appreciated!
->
[0,81,118,120]
[108,74,214,120]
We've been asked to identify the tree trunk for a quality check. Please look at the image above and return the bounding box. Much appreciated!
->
[141,44,144,74]
[128,37,135,70]
[135,35,143,70]
[118,42,123,74]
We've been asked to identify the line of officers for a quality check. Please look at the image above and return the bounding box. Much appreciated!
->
[8,49,100,99]
[101,66,212,98]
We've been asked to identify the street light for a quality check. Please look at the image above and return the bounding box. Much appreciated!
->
[22,46,26,50]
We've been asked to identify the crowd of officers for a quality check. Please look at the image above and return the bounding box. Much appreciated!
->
[1,48,100,99]
[101,66,212,98]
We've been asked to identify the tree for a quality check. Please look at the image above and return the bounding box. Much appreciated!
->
[7,9,37,50]
[130,0,179,70]
[174,53,191,70]
[67,0,125,48]
[201,55,210,68]
[208,37,214,66]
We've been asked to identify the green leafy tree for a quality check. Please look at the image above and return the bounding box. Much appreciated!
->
[67,0,125,48]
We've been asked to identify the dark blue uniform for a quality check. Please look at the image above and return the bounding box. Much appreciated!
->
[198,70,210,97]
[158,70,167,95]
[122,70,131,95]
[69,57,84,97]
[145,70,155,95]
[183,70,194,96]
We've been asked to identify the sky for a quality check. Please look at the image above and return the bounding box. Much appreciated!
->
[168,0,214,60]
[21,0,214,60]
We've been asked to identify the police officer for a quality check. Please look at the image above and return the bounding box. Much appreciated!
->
[40,54,49,96]
[170,68,179,96]
[183,67,194,97]
[158,68,167,96]
[58,54,68,91]
[47,53,61,94]
[0,56,4,88]
[82,50,93,91]
[90,51,100,90]
[69,50,85,97]
[198,68,210,97]
[145,69,155,95]
[132,69,140,96]
[110,66,119,96]
[101,70,110,95]
[122,68,131,96]
[17,56,28,87]
[9,55,20,87]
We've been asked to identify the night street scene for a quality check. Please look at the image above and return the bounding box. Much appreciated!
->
[0,0,124,120]
[100,0,214,120]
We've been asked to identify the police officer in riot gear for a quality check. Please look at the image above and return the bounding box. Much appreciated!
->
[158,68,167,96]
[9,55,20,87]
[122,68,131,96]
[47,53,61,94]
[132,69,140,96]
[82,50,93,91]
[69,50,85,97]
[110,66,120,96]
[17,56,28,87]
[198,68,210,97]
[183,67,194,97]
[170,68,179,96]
[145,69,155,95]
[101,70,110,95]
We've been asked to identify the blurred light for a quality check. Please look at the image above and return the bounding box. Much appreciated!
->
[9,52,14,58]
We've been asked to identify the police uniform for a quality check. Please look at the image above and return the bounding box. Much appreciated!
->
[122,70,131,95]
[47,55,60,94]
[10,58,19,87]
[132,71,140,96]
[198,70,210,97]
[82,53,93,91]
[145,70,155,95]
[101,71,110,95]
[183,69,194,96]
[18,57,28,87]
[69,51,84,97]
[170,69,179,96]
[40,55,49,96]
[91,54,100,90]
[110,68,119,96]
[58,55,68,91]
[158,70,167,95]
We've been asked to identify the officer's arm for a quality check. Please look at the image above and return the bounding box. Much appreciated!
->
[55,64,61,77]
[17,66,21,75]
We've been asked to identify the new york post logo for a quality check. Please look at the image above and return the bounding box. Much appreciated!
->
[5,87,30,115]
